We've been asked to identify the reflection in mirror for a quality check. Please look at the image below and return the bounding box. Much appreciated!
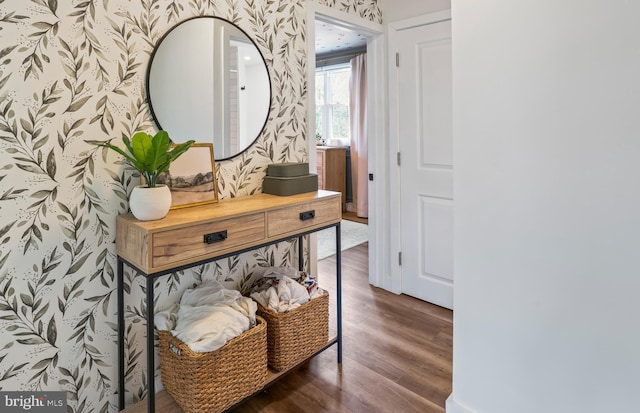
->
[147,17,271,160]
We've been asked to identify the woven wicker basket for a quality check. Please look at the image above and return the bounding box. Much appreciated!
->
[159,316,267,413]
[257,290,329,371]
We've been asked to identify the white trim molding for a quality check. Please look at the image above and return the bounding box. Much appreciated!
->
[388,9,452,32]
[311,3,384,34]
[446,394,477,413]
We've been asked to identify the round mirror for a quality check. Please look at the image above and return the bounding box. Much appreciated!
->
[147,17,271,160]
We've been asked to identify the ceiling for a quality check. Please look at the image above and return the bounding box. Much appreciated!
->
[315,20,367,57]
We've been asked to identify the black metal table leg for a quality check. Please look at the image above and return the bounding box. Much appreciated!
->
[298,235,304,271]
[118,258,125,410]
[146,275,155,413]
[336,222,342,363]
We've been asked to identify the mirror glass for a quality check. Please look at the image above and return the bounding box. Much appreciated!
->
[147,17,271,160]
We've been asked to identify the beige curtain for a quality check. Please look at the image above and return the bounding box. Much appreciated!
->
[349,53,368,218]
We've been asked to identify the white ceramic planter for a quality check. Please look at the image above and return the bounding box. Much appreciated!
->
[129,184,172,221]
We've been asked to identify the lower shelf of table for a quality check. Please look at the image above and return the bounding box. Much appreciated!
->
[121,336,339,413]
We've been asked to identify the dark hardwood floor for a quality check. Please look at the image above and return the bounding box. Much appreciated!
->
[234,243,453,413]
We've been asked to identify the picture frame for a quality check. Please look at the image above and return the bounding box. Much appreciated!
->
[156,142,218,209]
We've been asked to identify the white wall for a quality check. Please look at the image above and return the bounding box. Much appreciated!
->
[381,0,450,23]
[449,1,640,413]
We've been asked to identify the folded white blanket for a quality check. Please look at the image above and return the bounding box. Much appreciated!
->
[239,266,301,294]
[250,275,311,313]
[155,281,257,353]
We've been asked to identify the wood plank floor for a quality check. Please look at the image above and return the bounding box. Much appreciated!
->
[127,243,453,412]
[341,211,368,225]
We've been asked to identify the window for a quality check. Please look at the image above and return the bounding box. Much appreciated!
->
[316,64,350,144]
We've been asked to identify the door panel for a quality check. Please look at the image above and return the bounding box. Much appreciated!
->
[420,38,453,167]
[421,197,454,283]
[398,20,453,309]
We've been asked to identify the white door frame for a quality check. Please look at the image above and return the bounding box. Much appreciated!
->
[388,10,452,294]
[306,4,386,287]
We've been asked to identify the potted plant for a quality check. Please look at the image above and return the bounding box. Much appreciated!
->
[102,130,195,220]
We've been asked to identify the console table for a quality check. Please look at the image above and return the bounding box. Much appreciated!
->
[116,190,343,412]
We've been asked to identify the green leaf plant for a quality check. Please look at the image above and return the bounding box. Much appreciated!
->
[101,130,195,187]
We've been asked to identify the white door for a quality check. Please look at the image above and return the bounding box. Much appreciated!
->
[397,19,453,309]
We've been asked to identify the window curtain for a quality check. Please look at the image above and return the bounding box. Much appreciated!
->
[349,53,368,218]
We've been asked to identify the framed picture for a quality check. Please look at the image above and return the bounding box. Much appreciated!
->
[156,142,218,209]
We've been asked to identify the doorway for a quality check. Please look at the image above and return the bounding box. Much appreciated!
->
[307,5,384,283]
[314,19,369,261]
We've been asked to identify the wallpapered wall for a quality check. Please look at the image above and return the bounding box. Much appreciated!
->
[0,0,381,411]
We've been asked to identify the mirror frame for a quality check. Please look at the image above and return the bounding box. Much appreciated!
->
[146,16,272,161]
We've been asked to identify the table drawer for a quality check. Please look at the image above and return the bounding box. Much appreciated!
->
[266,196,341,237]
[152,213,265,268]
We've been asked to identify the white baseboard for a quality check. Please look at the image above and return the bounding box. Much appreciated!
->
[446,394,476,413]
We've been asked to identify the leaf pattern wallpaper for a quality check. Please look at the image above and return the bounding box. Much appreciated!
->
[0,0,381,411]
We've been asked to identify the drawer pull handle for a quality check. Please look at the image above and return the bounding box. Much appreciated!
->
[204,230,228,244]
[299,210,315,221]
